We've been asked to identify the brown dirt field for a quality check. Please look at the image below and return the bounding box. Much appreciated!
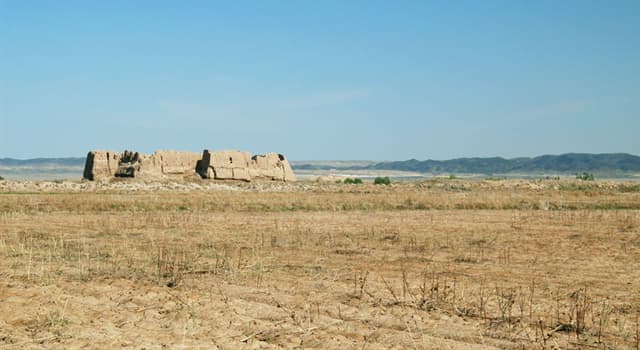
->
[0,179,639,349]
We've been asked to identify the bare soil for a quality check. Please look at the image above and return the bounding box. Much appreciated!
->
[0,179,639,349]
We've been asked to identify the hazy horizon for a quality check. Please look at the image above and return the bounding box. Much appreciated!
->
[1,151,640,163]
[2,1,639,159]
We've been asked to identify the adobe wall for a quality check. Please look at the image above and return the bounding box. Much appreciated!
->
[83,149,296,182]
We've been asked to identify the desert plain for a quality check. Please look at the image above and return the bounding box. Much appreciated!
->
[0,178,639,349]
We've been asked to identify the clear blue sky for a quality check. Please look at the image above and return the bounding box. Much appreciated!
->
[1,1,638,160]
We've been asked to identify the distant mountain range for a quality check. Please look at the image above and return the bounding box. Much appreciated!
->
[294,153,640,175]
[0,157,85,167]
[1,153,639,179]
[0,157,85,179]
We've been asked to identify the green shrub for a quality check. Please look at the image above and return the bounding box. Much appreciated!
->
[0,175,3,180]
[576,172,595,181]
[374,176,391,185]
[448,174,458,180]
[343,178,363,184]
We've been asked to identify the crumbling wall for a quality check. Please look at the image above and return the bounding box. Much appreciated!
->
[155,150,201,175]
[83,148,296,182]
[110,150,200,179]
[250,153,296,182]
[197,150,252,181]
[115,150,142,178]
[83,150,122,181]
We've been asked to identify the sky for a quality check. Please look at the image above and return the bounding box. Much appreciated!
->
[1,1,639,160]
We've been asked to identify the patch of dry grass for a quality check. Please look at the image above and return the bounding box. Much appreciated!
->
[0,179,639,349]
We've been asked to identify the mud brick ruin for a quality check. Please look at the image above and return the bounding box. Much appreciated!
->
[83,149,296,182]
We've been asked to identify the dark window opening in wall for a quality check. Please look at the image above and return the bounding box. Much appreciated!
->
[229,157,233,164]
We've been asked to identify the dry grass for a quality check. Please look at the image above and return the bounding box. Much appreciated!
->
[0,178,639,349]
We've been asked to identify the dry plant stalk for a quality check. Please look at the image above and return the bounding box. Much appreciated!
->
[0,180,639,348]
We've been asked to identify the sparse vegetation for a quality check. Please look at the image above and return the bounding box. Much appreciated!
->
[373,176,391,185]
[343,177,363,184]
[576,172,595,181]
[0,179,639,348]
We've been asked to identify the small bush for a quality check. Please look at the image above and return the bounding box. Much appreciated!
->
[374,176,391,185]
[343,178,363,184]
[0,175,4,180]
[448,174,458,180]
[576,172,595,181]
[484,176,505,181]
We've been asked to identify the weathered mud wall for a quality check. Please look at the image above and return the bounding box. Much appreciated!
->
[83,151,121,181]
[196,150,252,181]
[249,153,296,182]
[83,149,296,182]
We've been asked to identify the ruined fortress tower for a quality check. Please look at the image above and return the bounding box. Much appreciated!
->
[83,149,296,182]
